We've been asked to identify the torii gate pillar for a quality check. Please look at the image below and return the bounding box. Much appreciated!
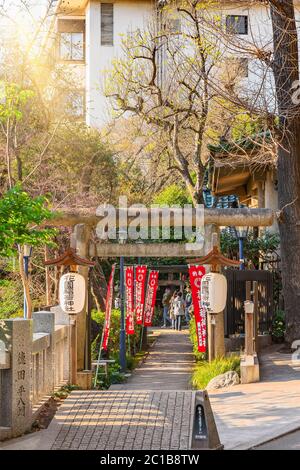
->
[72,223,91,372]
[203,227,225,360]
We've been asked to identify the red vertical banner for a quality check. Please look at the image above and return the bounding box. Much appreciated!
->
[135,265,147,325]
[102,264,116,351]
[125,266,135,335]
[189,265,207,353]
[144,271,159,327]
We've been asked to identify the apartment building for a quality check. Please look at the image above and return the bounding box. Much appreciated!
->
[55,0,295,128]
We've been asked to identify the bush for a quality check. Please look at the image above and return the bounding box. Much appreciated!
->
[189,317,206,361]
[91,309,143,360]
[192,356,240,390]
[272,310,285,341]
[91,309,148,389]
[0,279,23,318]
[151,306,162,327]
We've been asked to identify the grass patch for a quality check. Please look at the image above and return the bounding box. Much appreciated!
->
[192,356,240,390]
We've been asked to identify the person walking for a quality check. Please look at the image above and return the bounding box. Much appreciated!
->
[173,292,185,331]
[161,287,172,328]
[184,285,192,324]
[169,290,177,329]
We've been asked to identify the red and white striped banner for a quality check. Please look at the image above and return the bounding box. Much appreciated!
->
[102,264,116,351]
[125,266,135,335]
[144,271,159,327]
[189,265,207,353]
[135,265,147,325]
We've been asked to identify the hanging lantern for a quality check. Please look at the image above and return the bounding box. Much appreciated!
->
[201,273,227,313]
[59,273,86,315]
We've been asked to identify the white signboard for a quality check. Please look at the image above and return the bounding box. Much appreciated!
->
[59,273,86,314]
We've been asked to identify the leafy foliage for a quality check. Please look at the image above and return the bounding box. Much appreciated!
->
[191,356,240,389]
[220,229,280,268]
[0,279,23,318]
[153,184,192,207]
[189,318,206,362]
[0,83,34,122]
[271,310,285,340]
[91,309,147,389]
[0,185,56,257]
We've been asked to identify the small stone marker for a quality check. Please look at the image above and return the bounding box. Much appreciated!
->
[190,390,223,450]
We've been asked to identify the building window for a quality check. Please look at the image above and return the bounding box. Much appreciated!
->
[101,3,114,46]
[226,15,248,35]
[58,19,85,61]
[60,32,84,61]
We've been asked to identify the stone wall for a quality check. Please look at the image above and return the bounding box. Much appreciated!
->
[0,311,70,441]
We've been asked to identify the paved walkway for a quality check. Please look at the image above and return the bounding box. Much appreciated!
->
[111,329,194,391]
[50,390,193,450]
[2,335,300,450]
[0,329,195,450]
[47,330,195,450]
[209,346,300,449]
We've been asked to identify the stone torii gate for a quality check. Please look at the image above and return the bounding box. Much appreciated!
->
[48,207,275,375]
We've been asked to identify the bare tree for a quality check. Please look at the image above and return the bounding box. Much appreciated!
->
[201,0,300,343]
[105,2,239,205]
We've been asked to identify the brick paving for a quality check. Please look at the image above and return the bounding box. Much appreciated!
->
[50,391,193,450]
[50,329,195,450]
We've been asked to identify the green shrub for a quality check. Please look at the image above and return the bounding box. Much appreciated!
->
[91,308,148,389]
[272,310,285,340]
[189,318,206,361]
[0,279,23,318]
[53,384,81,399]
[192,356,240,390]
[91,309,143,360]
[151,306,162,327]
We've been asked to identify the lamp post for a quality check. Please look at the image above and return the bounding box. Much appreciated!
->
[234,226,249,270]
[44,248,95,385]
[119,229,127,373]
[23,244,32,319]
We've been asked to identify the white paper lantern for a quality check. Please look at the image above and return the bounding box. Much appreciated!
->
[59,273,86,314]
[201,273,227,313]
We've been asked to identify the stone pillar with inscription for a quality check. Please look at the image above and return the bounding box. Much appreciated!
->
[0,319,32,438]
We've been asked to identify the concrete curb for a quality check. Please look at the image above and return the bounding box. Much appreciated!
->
[228,423,300,450]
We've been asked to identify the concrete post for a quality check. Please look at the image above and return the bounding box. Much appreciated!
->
[32,312,55,393]
[245,311,254,356]
[0,319,32,438]
[241,281,260,384]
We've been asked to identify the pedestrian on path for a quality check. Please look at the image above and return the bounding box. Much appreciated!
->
[169,290,177,329]
[161,287,172,328]
[184,285,192,324]
[173,292,185,331]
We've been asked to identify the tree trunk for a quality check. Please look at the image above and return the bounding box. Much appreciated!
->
[271,0,300,343]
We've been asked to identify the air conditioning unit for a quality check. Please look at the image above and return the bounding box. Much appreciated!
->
[201,273,227,313]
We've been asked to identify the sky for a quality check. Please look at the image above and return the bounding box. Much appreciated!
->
[0,1,54,32]
[0,0,56,45]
